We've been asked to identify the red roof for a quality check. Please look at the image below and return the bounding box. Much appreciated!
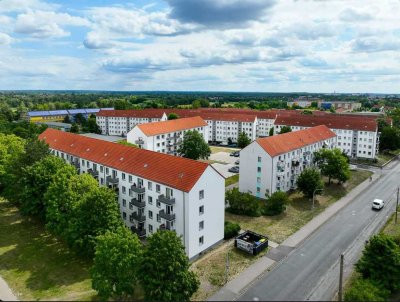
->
[39,128,210,192]
[275,114,377,131]
[137,116,207,136]
[97,109,166,118]
[256,125,336,157]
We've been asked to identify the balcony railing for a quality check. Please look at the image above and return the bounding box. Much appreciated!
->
[131,212,146,222]
[131,226,146,238]
[131,198,146,208]
[131,185,145,194]
[87,169,99,178]
[159,224,174,231]
[106,176,119,186]
[159,209,175,221]
[158,194,175,205]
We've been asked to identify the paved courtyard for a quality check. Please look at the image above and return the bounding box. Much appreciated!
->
[209,151,240,178]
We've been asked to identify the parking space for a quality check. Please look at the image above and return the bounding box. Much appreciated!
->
[210,151,240,178]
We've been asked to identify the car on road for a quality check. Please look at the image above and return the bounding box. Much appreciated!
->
[228,166,240,173]
[230,151,240,157]
[372,198,384,210]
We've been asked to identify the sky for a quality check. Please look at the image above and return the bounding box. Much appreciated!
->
[0,0,399,93]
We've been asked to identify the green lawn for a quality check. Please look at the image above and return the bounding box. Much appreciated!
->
[210,146,240,154]
[0,198,96,301]
[225,174,239,187]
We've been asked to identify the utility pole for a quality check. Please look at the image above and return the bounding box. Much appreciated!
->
[396,187,399,224]
[338,254,344,302]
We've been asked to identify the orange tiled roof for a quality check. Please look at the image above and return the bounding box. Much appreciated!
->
[137,116,207,136]
[274,114,377,131]
[39,128,210,192]
[256,125,336,157]
[97,109,166,118]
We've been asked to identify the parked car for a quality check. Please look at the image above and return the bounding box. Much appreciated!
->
[235,159,240,165]
[233,151,240,157]
[230,152,236,157]
[372,199,384,210]
[228,166,240,173]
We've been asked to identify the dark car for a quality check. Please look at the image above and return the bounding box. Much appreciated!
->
[230,151,236,156]
[228,166,240,173]
[235,159,240,164]
[233,151,240,157]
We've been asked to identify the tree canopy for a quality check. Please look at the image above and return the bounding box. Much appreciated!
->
[279,126,292,134]
[314,148,350,184]
[379,126,400,151]
[263,191,288,216]
[238,132,251,148]
[296,168,324,199]
[178,130,210,160]
[167,113,179,120]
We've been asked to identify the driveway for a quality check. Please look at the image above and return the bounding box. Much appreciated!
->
[210,152,239,178]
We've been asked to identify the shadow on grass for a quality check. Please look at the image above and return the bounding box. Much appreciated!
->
[0,199,93,297]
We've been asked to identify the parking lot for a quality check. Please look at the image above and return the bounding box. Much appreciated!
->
[209,151,240,178]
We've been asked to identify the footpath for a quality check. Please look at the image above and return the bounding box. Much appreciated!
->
[209,172,381,301]
[0,276,18,301]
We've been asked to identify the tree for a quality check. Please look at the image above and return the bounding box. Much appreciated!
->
[314,148,350,184]
[225,188,261,217]
[0,134,25,188]
[344,278,389,302]
[237,132,251,148]
[311,101,318,108]
[139,231,199,301]
[296,168,324,199]
[178,130,210,160]
[224,221,241,239]
[355,234,400,292]
[379,126,400,151]
[279,126,292,134]
[63,115,71,123]
[264,191,288,216]
[91,228,143,301]
[87,117,101,134]
[70,123,79,133]
[269,127,274,136]
[167,113,179,120]
[192,100,201,109]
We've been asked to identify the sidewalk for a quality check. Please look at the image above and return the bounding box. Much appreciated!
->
[0,276,18,301]
[209,172,379,301]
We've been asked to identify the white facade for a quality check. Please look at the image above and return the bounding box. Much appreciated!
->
[257,118,276,137]
[49,147,224,260]
[274,124,378,159]
[206,118,258,144]
[127,123,208,156]
[239,135,336,197]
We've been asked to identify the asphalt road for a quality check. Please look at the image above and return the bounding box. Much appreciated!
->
[239,162,400,301]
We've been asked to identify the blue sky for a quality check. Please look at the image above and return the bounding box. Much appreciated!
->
[0,0,399,92]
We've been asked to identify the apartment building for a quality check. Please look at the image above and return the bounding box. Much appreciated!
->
[274,115,379,159]
[318,101,362,111]
[126,116,208,155]
[39,128,225,260]
[239,125,336,197]
[96,109,167,136]
[27,108,113,122]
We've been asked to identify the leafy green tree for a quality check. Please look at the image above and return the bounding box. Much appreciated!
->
[224,221,241,239]
[167,113,179,120]
[269,127,274,136]
[344,278,389,302]
[87,117,101,134]
[20,156,67,219]
[225,188,261,217]
[178,130,210,160]
[63,115,71,123]
[139,231,199,301]
[264,191,288,216]
[279,126,292,134]
[379,126,400,151]
[192,100,201,109]
[311,101,318,108]
[70,123,79,133]
[238,132,251,148]
[0,134,25,187]
[356,234,400,292]
[91,228,143,301]
[296,168,324,199]
[200,99,210,108]
[314,148,350,184]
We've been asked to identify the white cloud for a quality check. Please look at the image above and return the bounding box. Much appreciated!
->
[0,32,12,44]
[0,0,57,13]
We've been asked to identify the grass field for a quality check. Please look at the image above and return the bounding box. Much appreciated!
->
[210,146,240,154]
[225,174,239,187]
[0,198,96,301]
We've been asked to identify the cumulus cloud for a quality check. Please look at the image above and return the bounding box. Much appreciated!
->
[14,11,89,39]
[167,0,276,27]
[339,8,373,22]
[0,33,12,45]
[351,37,400,53]
[0,0,57,12]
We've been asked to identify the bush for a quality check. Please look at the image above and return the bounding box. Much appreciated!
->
[225,188,261,217]
[224,221,241,239]
[263,191,288,216]
[344,278,389,302]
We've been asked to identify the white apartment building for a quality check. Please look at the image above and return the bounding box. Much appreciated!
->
[239,125,336,197]
[96,109,167,136]
[39,128,225,260]
[274,115,379,159]
[126,116,208,155]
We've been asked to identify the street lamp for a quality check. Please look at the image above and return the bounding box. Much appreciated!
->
[312,188,324,210]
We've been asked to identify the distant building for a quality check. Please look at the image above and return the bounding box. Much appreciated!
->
[127,116,208,155]
[287,97,322,108]
[239,125,336,197]
[26,108,113,123]
[318,101,361,111]
[36,121,72,132]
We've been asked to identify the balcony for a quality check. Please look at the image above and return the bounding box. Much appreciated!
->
[159,209,175,221]
[159,224,174,231]
[131,226,146,238]
[131,185,145,194]
[158,194,176,205]
[131,198,146,208]
[131,212,146,222]
[135,139,144,145]
[87,169,99,178]
[106,176,119,186]
[72,161,80,170]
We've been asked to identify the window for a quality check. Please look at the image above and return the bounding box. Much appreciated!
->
[199,221,204,231]
[157,200,161,208]
[199,205,204,215]
[258,156,261,162]
[122,186,126,194]
[156,184,161,193]
[123,212,127,220]
[157,214,161,222]
[122,199,126,207]
[106,167,109,174]
[148,182,152,190]
[148,210,153,219]
[257,177,261,183]
[257,167,261,172]
[199,236,204,246]
[199,190,204,200]
[257,187,261,193]
[129,202,133,210]
[148,196,153,205]
[122,173,126,180]
[149,224,153,233]
[129,175,132,183]
[100,166,103,172]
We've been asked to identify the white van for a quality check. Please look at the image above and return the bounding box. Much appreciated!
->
[372,199,384,210]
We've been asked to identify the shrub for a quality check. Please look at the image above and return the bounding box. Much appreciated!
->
[264,191,288,216]
[344,278,389,302]
[224,221,241,239]
[225,188,261,217]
